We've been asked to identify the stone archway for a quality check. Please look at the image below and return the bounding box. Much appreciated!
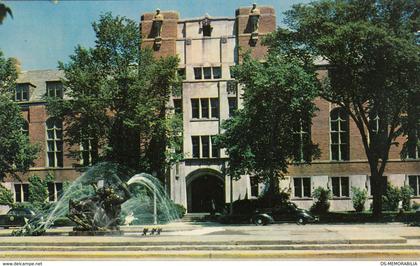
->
[186,169,225,213]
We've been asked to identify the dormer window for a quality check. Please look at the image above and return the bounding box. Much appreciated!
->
[47,81,63,98]
[15,83,31,102]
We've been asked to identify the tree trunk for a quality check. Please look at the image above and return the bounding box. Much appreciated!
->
[371,172,383,217]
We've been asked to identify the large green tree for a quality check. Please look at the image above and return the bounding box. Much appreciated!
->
[217,52,320,199]
[0,51,39,181]
[270,0,420,215]
[47,13,181,179]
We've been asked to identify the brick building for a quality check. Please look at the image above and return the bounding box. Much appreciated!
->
[1,5,419,214]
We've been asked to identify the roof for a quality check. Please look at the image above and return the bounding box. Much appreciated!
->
[16,69,64,102]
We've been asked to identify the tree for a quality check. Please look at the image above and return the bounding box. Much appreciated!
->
[47,13,181,179]
[270,0,420,215]
[0,183,14,207]
[216,52,320,199]
[0,2,12,25]
[0,52,39,181]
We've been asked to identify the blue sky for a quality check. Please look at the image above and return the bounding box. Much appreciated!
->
[0,0,310,70]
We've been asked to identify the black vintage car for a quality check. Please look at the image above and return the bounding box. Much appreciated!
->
[0,207,36,229]
[254,202,319,225]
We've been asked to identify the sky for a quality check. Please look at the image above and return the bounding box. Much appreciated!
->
[0,0,310,71]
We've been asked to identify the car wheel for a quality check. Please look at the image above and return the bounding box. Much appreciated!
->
[254,217,266,226]
[296,218,306,225]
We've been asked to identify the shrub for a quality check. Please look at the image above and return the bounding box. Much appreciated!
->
[310,187,331,214]
[400,185,414,211]
[173,203,186,218]
[0,183,14,207]
[258,190,290,208]
[351,187,368,212]
[382,183,401,211]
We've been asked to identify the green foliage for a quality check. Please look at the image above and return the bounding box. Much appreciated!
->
[400,185,414,211]
[173,203,186,218]
[0,51,39,180]
[0,183,14,207]
[216,51,319,195]
[351,187,368,212]
[48,13,180,178]
[270,0,420,215]
[0,3,13,25]
[28,175,48,210]
[310,187,331,214]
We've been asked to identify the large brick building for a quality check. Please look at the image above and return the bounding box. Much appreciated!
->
[1,5,419,214]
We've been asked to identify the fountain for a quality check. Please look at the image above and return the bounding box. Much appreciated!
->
[12,162,180,236]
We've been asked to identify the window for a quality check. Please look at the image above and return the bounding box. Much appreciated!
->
[15,84,29,101]
[21,120,29,136]
[46,118,63,167]
[331,176,349,197]
[330,107,349,161]
[201,99,209,118]
[46,81,63,98]
[210,98,219,118]
[369,176,387,196]
[191,98,219,119]
[407,95,419,159]
[409,175,420,196]
[293,177,311,198]
[80,138,93,166]
[191,135,219,159]
[212,67,221,79]
[191,99,200,118]
[228,97,237,117]
[250,176,259,197]
[173,99,182,114]
[194,67,202,80]
[293,118,311,162]
[203,67,212,79]
[47,182,63,202]
[14,183,29,203]
[193,67,222,80]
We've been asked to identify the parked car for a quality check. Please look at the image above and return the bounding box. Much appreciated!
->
[255,202,319,225]
[0,207,37,229]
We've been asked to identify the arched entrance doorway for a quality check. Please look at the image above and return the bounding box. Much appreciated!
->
[186,169,225,213]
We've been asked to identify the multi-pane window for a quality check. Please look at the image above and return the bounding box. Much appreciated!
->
[191,98,219,119]
[173,99,182,114]
[47,182,63,202]
[177,68,186,80]
[46,81,63,98]
[14,183,29,203]
[193,67,222,80]
[408,175,420,196]
[80,138,93,166]
[15,84,29,101]
[331,176,350,197]
[21,120,29,136]
[293,177,311,198]
[330,107,349,161]
[191,135,220,159]
[292,118,311,162]
[46,118,63,167]
[228,97,237,117]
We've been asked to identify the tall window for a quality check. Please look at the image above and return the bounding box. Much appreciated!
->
[191,98,219,119]
[250,176,259,197]
[228,97,237,117]
[330,107,349,161]
[191,135,219,159]
[80,138,93,166]
[14,183,29,202]
[173,99,182,114]
[46,118,63,167]
[331,176,349,197]
[21,120,29,136]
[46,81,63,98]
[15,84,29,101]
[47,182,63,202]
[293,177,311,198]
[292,118,311,162]
[409,175,420,196]
[407,95,419,159]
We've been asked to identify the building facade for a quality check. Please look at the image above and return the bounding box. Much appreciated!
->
[1,5,419,214]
